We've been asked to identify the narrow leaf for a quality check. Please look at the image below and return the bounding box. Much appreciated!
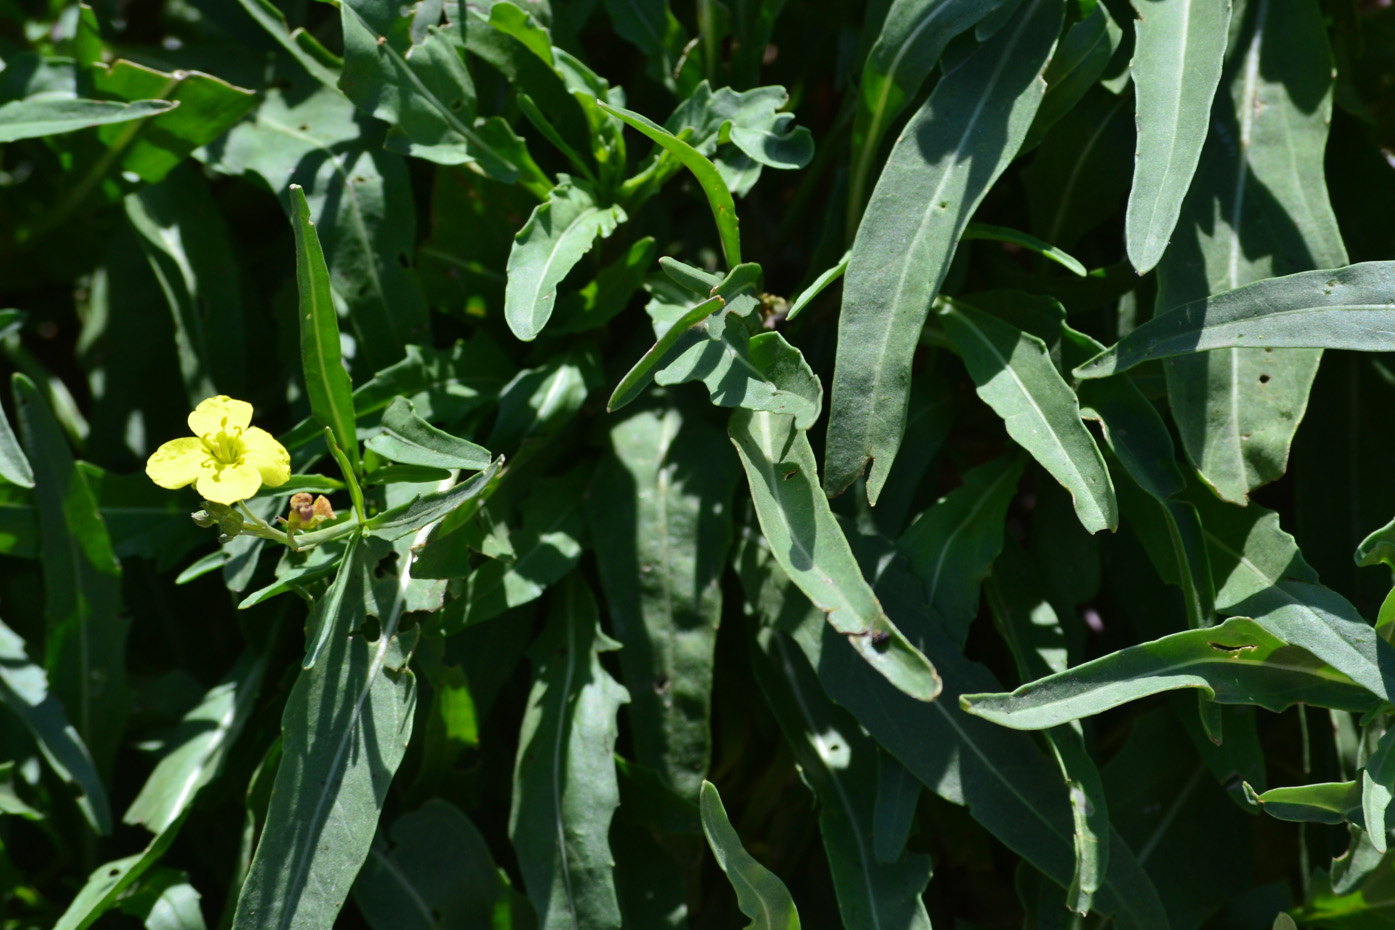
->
[586,403,739,798]
[124,650,268,833]
[1125,0,1231,273]
[960,616,1382,730]
[598,100,742,266]
[509,575,629,930]
[14,373,131,776]
[231,545,419,930]
[825,0,1060,501]
[0,96,176,142]
[847,0,1008,233]
[290,184,360,475]
[729,408,941,702]
[1074,263,1395,378]
[939,298,1117,533]
[0,618,111,835]
[700,780,802,930]
[365,397,492,472]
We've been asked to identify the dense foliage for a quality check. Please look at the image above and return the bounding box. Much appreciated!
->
[9,0,1395,928]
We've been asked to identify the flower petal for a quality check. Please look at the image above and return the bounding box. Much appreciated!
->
[195,461,262,505]
[188,395,253,438]
[242,427,291,488]
[146,437,209,490]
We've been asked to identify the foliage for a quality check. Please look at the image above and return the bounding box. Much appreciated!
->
[8,1,1395,928]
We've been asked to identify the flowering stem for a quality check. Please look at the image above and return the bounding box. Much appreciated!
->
[238,501,291,546]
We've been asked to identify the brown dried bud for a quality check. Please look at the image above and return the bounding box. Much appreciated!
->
[311,495,335,524]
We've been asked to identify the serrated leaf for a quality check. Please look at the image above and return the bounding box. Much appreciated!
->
[825,0,1061,501]
[509,575,629,930]
[586,402,739,798]
[505,180,626,341]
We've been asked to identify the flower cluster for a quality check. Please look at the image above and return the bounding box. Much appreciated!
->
[146,395,290,505]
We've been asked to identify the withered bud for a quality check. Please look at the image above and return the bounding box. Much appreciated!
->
[286,493,336,532]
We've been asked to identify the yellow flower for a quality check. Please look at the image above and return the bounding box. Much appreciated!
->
[146,396,291,505]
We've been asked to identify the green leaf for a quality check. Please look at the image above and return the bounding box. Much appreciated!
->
[552,236,658,333]
[0,395,33,488]
[898,454,1023,644]
[302,535,374,670]
[729,408,941,702]
[509,575,629,930]
[290,184,360,476]
[1024,1,1123,149]
[699,780,802,930]
[1073,271,1395,382]
[600,0,687,93]
[753,628,933,930]
[124,165,247,404]
[786,249,848,321]
[749,543,1169,930]
[234,0,342,88]
[586,401,739,798]
[0,617,110,835]
[505,180,626,341]
[824,0,1061,501]
[0,96,175,142]
[339,0,520,180]
[1124,0,1231,273]
[489,349,599,450]
[608,295,724,413]
[279,337,514,452]
[54,817,186,930]
[962,222,1088,276]
[1195,496,1395,705]
[1077,373,1216,629]
[364,458,501,540]
[0,761,41,820]
[960,616,1383,730]
[123,650,268,834]
[1248,780,1363,826]
[1154,0,1348,504]
[365,397,492,472]
[209,85,431,371]
[986,543,1110,914]
[14,373,131,777]
[939,298,1117,533]
[599,99,742,266]
[230,545,419,930]
[1362,726,1395,853]
[431,469,586,629]
[666,81,814,194]
[846,0,1007,234]
[353,800,529,930]
[90,60,257,183]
